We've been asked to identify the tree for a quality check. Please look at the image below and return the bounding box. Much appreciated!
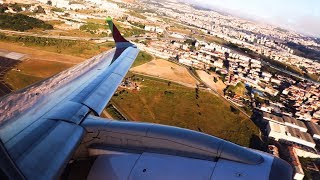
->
[34,6,45,14]
[213,77,218,83]
[230,106,240,114]
[0,4,8,13]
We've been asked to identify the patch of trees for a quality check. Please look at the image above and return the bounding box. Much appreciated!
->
[213,77,218,83]
[51,8,65,12]
[128,21,145,29]
[0,13,53,31]
[0,4,9,13]
[0,33,77,48]
[184,39,196,50]
[230,106,240,114]
[164,91,174,96]
[33,6,45,14]
[195,85,199,99]
[0,3,33,13]
[123,27,145,37]
[80,22,101,34]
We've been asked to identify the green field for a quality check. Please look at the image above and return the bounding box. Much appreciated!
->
[111,74,259,147]
[131,51,153,67]
[5,71,43,90]
[4,60,72,90]
[0,34,115,58]
[13,60,73,78]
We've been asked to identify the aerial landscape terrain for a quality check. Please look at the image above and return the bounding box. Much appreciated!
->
[0,0,320,179]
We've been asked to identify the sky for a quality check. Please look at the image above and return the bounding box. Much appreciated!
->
[182,0,320,37]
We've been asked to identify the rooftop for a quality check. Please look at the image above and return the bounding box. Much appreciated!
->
[263,112,284,124]
[307,122,320,137]
[283,116,307,129]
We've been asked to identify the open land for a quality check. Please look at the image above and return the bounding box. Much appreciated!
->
[0,57,20,96]
[0,41,258,147]
[131,59,198,87]
[0,42,86,91]
[111,73,259,147]
[196,70,226,94]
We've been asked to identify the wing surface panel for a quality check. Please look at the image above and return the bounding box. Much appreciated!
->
[0,18,140,179]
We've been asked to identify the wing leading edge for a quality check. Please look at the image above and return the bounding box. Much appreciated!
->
[0,18,139,179]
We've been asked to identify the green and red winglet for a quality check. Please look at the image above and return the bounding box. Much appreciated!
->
[106,17,129,43]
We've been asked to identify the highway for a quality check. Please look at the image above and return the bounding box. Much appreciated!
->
[260,60,320,84]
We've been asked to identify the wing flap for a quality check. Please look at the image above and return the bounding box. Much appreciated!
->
[83,73,123,115]
[45,101,90,124]
[80,47,139,115]
[16,120,84,180]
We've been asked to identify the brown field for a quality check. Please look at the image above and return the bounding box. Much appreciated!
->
[196,70,226,94]
[169,27,192,35]
[131,59,198,87]
[0,42,87,90]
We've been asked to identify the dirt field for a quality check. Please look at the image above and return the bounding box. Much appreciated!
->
[196,70,226,94]
[131,59,198,87]
[0,42,87,91]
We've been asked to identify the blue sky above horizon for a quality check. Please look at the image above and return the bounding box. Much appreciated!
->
[182,0,320,37]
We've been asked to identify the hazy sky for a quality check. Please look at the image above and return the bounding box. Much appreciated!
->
[183,0,320,37]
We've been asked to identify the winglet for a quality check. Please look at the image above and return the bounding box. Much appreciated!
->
[106,17,129,43]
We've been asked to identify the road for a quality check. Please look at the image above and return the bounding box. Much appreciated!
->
[261,60,319,84]
[130,71,197,88]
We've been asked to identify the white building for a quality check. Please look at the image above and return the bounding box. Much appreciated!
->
[179,58,193,67]
[155,27,164,34]
[51,0,69,8]
[145,25,156,32]
[170,33,184,39]
[213,60,223,68]
[306,122,320,140]
[267,121,316,148]
[313,110,320,119]
[270,78,281,85]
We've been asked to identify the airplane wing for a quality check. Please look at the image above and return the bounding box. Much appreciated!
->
[0,18,292,180]
[0,17,139,179]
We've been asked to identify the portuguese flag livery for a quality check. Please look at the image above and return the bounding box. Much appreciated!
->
[106,17,129,43]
